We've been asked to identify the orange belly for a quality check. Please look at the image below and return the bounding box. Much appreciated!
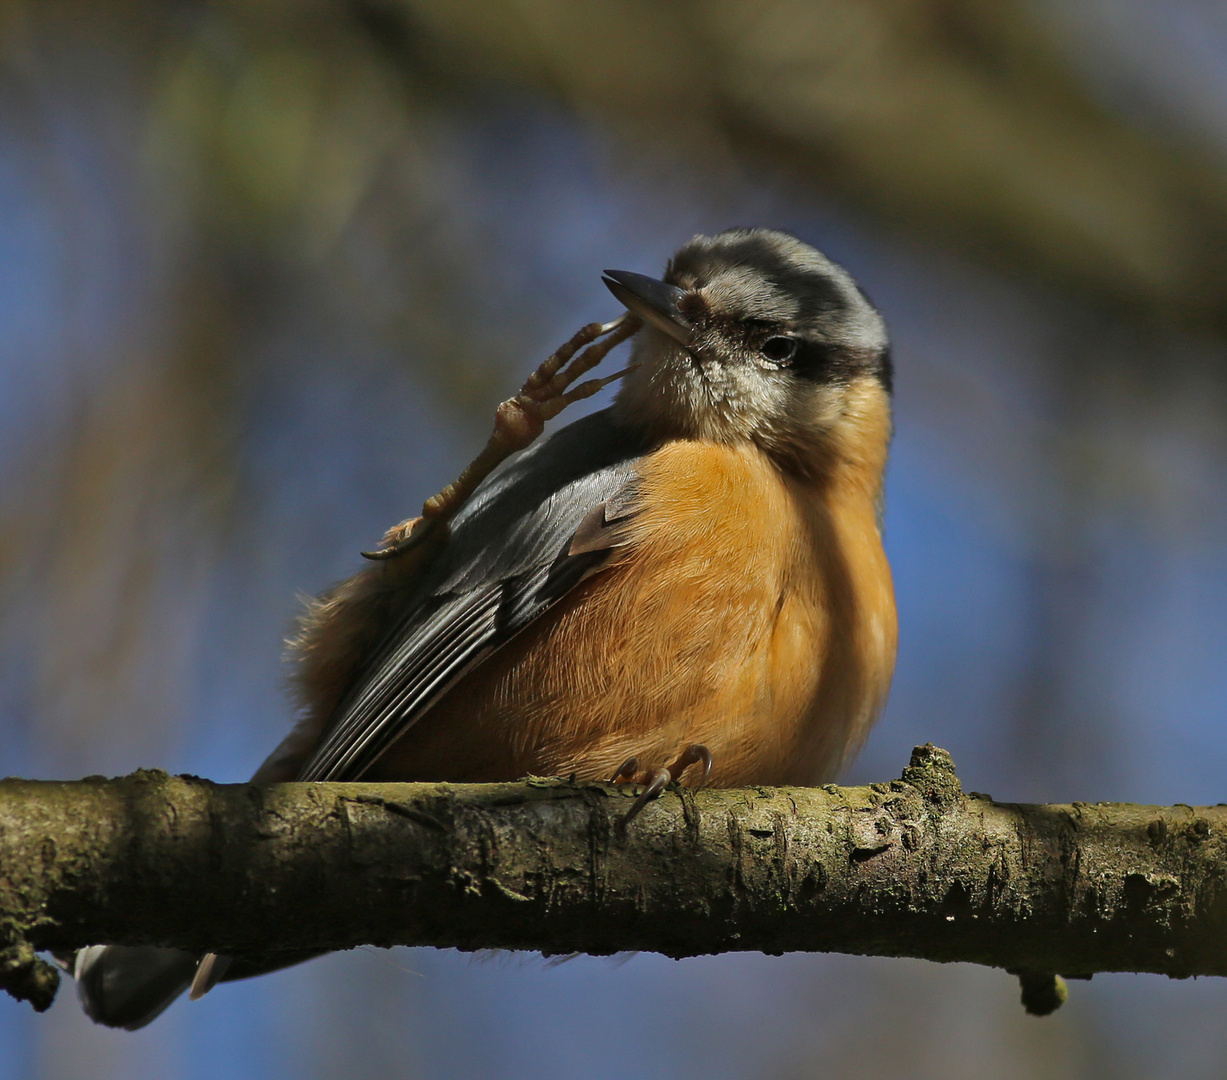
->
[367,438,897,787]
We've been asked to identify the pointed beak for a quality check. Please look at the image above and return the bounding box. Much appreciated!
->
[602,270,694,347]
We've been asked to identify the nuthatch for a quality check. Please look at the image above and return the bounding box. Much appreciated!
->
[75,228,897,1028]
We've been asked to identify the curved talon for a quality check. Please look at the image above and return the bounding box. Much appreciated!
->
[361,544,408,561]
[526,321,639,405]
[521,314,631,396]
[669,744,713,789]
[361,518,440,561]
[611,756,640,783]
[623,767,671,824]
[613,744,716,824]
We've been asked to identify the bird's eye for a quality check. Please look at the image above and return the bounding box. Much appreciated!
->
[760,337,799,366]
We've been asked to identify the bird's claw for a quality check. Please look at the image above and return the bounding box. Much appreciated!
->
[363,314,640,561]
[611,743,713,823]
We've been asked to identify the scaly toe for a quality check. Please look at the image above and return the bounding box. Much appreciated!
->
[622,766,671,825]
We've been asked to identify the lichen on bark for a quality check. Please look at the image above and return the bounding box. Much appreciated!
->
[3,745,1227,1014]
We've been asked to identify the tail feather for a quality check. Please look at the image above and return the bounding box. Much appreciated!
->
[74,945,197,1030]
[74,944,325,1027]
[189,952,232,1000]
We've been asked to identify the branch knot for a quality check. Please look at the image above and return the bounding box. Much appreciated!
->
[900,743,963,810]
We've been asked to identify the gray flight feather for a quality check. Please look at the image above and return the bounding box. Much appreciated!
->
[297,408,649,782]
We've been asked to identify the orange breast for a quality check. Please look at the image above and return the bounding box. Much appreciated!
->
[369,437,897,787]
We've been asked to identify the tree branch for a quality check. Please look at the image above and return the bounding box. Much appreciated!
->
[4,745,1226,1017]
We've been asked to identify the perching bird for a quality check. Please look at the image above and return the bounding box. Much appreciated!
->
[74,227,897,1029]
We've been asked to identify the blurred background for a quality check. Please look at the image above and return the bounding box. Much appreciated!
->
[3,0,1227,1076]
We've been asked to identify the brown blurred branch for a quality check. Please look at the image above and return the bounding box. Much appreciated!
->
[5,744,1227,1016]
[391,0,1227,333]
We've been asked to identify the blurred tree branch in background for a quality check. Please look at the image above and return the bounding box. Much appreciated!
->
[384,0,1227,330]
[5,746,1227,1017]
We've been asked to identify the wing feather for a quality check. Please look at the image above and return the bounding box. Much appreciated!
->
[295,408,647,782]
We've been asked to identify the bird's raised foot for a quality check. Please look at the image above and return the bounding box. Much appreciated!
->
[363,314,640,562]
[610,743,713,824]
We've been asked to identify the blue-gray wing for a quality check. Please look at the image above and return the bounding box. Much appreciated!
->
[296,408,648,781]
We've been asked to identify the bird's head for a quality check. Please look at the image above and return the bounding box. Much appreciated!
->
[605,228,891,481]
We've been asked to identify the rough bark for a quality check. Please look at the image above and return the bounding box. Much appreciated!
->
[4,745,1227,1015]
